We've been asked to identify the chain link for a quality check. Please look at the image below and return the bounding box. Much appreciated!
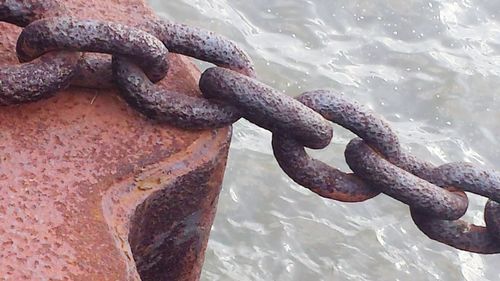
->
[1,0,499,255]
[17,17,170,82]
[0,0,81,105]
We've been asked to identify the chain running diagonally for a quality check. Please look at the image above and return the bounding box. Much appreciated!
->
[1,0,499,254]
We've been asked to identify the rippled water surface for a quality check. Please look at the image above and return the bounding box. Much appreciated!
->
[148,0,500,280]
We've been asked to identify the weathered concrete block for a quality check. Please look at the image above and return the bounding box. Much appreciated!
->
[0,0,230,280]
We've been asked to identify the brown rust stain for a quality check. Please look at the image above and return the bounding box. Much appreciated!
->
[0,0,230,280]
[106,129,231,281]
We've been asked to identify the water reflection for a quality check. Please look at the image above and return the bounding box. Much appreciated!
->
[148,0,500,280]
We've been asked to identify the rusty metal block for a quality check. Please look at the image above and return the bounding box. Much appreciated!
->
[0,0,231,280]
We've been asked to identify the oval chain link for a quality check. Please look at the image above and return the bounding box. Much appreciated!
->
[17,17,170,83]
[0,0,81,105]
[0,0,499,254]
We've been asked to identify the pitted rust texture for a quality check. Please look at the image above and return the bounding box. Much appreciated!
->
[113,56,242,129]
[129,144,229,281]
[63,17,257,90]
[0,0,231,280]
[410,163,500,254]
[298,90,402,159]
[345,138,468,220]
[411,210,500,254]
[0,0,67,27]
[72,53,115,89]
[411,209,500,254]
[0,0,498,261]
[270,90,454,204]
[272,90,385,202]
[431,162,500,202]
[277,89,500,253]
[389,151,436,183]
[0,1,81,105]
[199,67,333,149]
[297,90,436,181]
[17,17,169,82]
[272,135,379,202]
[0,51,81,105]
[142,18,256,77]
[0,56,228,281]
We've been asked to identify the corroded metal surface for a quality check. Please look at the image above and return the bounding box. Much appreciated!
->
[70,17,257,90]
[271,90,390,202]
[298,90,401,159]
[0,0,498,269]
[199,67,333,149]
[0,1,230,280]
[431,162,500,202]
[411,206,500,254]
[72,53,115,89]
[0,0,81,105]
[0,0,67,27]
[196,62,498,253]
[272,135,379,202]
[268,88,500,253]
[113,56,242,129]
[17,17,169,83]
[129,135,229,281]
[410,163,500,254]
[0,51,81,105]
[345,138,468,220]
[142,18,256,77]
[111,19,257,128]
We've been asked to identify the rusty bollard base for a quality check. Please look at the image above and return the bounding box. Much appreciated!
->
[0,1,230,280]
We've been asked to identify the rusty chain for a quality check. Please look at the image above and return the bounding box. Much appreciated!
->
[1,0,499,255]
